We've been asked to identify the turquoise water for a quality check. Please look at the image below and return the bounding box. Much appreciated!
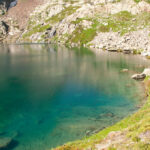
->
[0,44,149,150]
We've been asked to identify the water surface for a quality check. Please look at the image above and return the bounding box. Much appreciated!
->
[0,44,148,150]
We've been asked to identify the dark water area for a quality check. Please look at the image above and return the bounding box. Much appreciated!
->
[0,44,149,150]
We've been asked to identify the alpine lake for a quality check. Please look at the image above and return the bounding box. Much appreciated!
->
[0,44,149,150]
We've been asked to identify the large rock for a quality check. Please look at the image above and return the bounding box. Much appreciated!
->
[131,73,146,80]
[0,21,9,40]
[0,137,12,149]
[142,68,150,76]
[132,68,150,80]
[0,0,17,10]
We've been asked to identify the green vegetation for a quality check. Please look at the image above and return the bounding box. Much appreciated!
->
[46,6,80,23]
[55,77,150,150]
[22,5,150,45]
[134,0,150,3]
[65,11,150,46]
[67,20,98,46]
[22,24,51,39]
[98,11,143,35]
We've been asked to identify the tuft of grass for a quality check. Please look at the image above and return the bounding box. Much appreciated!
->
[68,20,99,46]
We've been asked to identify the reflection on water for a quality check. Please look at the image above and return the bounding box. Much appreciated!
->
[0,44,149,149]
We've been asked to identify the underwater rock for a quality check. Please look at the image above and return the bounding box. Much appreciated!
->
[104,113,115,117]
[38,118,45,125]
[95,113,115,122]
[125,84,132,87]
[0,132,6,136]
[0,137,12,149]
[86,126,106,137]
[121,69,129,72]
[131,73,146,80]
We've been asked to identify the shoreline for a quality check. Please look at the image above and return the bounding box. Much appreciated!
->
[54,49,150,150]
[0,43,149,150]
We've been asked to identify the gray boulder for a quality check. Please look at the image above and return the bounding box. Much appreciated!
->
[132,68,150,80]
[0,21,9,39]
[131,73,146,80]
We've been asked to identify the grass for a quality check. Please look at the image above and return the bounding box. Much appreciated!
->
[22,24,51,39]
[55,77,150,150]
[98,11,135,35]
[66,11,150,46]
[134,0,150,3]
[67,19,99,46]
[65,11,137,46]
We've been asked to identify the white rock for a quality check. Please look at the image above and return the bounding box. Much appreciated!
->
[131,73,146,80]
[142,68,150,76]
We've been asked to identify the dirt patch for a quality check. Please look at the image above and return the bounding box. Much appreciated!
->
[6,0,45,29]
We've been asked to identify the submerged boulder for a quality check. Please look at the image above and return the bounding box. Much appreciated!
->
[0,137,12,149]
[121,69,129,72]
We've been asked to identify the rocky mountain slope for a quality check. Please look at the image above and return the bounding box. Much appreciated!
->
[0,0,44,42]
[1,0,150,58]
[16,0,150,57]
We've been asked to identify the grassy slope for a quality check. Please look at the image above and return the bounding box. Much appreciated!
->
[55,78,150,150]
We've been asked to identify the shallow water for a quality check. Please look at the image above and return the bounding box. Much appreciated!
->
[0,44,149,150]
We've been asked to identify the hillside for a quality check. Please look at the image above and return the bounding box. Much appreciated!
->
[17,0,150,57]
[0,0,150,58]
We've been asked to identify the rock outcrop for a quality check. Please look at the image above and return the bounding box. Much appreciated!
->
[11,0,149,59]
[132,68,150,80]
[90,29,150,53]
[132,73,146,80]
[0,0,17,15]
[0,21,8,40]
